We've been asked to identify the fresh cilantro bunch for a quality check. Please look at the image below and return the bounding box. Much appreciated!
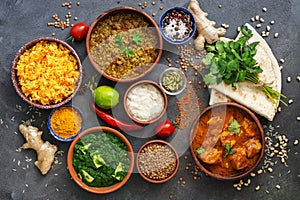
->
[202,25,286,106]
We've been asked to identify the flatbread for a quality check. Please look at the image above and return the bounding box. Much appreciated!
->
[208,23,281,121]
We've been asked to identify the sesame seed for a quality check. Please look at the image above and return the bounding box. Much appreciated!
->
[287,77,291,82]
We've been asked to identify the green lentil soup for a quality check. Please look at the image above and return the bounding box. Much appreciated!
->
[89,11,161,80]
[72,132,131,187]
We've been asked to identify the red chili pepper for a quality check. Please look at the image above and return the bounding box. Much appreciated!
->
[89,101,143,131]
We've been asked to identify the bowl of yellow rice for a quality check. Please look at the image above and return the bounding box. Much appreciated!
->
[11,37,83,109]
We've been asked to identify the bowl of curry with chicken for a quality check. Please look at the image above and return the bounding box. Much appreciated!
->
[190,102,265,180]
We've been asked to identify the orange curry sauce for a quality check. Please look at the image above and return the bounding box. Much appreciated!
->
[191,106,262,177]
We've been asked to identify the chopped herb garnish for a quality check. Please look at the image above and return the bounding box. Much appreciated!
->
[132,33,144,45]
[228,119,241,134]
[203,25,287,106]
[196,146,206,155]
[115,34,123,48]
[224,143,236,157]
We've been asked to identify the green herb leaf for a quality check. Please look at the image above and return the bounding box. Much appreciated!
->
[125,48,133,57]
[228,119,241,134]
[132,33,144,45]
[196,147,206,155]
[115,34,123,48]
[202,25,287,105]
[224,143,236,157]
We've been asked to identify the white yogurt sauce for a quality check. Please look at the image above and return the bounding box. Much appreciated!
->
[126,83,165,122]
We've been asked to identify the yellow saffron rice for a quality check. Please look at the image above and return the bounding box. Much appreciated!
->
[16,41,80,105]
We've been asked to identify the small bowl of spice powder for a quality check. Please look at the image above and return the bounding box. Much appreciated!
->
[159,67,187,95]
[136,140,179,183]
[159,7,196,45]
[48,106,84,142]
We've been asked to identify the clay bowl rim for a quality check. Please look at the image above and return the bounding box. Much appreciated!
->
[47,105,84,142]
[11,37,83,109]
[123,80,168,125]
[85,6,163,83]
[189,102,265,181]
[136,139,180,184]
[159,6,196,45]
[67,126,135,194]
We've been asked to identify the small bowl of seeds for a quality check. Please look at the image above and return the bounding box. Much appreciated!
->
[159,67,187,95]
[159,7,196,45]
[136,140,179,183]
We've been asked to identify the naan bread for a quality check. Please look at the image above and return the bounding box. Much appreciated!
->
[208,23,281,121]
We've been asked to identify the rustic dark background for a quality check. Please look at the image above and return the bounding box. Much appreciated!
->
[0,0,299,199]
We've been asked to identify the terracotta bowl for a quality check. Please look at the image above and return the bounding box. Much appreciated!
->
[11,37,82,109]
[190,102,265,181]
[67,126,134,194]
[123,80,168,125]
[86,6,163,82]
[136,140,179,183]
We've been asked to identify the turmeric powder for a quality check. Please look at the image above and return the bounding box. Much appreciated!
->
[50,106,82,138]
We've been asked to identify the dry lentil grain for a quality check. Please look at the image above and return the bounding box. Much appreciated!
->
[138,142,177,180]
[274,32,279,38]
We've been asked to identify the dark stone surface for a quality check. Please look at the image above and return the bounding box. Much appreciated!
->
[0,0,299,199]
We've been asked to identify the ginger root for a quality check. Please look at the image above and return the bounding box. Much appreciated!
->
[19,124,58,175]
[188,0,226,50]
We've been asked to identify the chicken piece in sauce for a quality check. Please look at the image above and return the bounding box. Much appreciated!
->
[241,118,257,137]
[199,148,222,165]
[220,131,236,148]
[229,147,248,170]
[244,138,262,158]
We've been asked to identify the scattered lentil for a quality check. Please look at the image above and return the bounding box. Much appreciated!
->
[276,184,281,190]
[270,20,275,25]
[256,24,262,28]
[294,140,299,145]
[251,17,255,22]
[262,7,267,12]
[255,15,260,21]
[297,117,300,121]
[287,76,291,83]
[288,99,293,104]
[279,58,285,63]
[274,32,279,38]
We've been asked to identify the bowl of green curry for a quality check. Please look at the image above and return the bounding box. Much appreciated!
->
[67,126,134,194]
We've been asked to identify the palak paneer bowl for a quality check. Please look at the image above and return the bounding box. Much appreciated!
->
[86,6,163,82]
[67,126,134,194]
[190,102,265,180]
